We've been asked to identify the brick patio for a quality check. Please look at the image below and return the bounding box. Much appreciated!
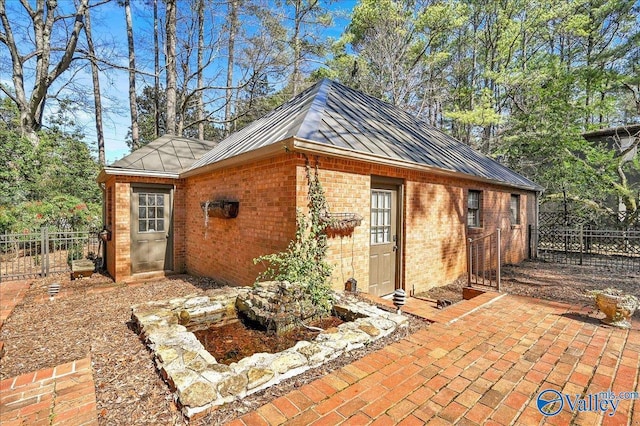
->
[1,280,638,425]
[0,358,97,426]
[227,294,639,426]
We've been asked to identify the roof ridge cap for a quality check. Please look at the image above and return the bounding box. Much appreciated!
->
[295,79,332,140]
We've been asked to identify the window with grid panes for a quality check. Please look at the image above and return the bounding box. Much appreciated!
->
[138,193,165,232]
[510,194,521,224]
[370,190,392,244]
[467,190,481,227]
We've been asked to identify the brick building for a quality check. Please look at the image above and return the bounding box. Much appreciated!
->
[98,79,542,296]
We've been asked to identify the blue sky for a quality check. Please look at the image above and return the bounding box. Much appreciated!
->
[73,0,358,164]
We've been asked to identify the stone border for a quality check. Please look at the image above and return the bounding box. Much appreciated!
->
[131,287,408,418]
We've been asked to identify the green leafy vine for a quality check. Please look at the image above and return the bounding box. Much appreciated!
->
[254,161,334,314]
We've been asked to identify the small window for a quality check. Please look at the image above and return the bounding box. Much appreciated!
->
[467,190,482,227]
[510,194,521,224]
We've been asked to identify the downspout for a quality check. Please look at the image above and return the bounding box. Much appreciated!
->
[534,190,541,259]
[100,182,107,270]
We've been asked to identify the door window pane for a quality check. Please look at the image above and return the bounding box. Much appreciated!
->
[138,192,168,233]
[371,190,392,244]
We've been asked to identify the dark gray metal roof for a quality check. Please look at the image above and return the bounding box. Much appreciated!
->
[189,79,542,191]
[110,135,218,173]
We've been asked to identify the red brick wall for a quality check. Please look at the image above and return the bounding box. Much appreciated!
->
[295,159,371,292]
[294,155,536,294]
[107,151,536,292]
[183,154,298,286]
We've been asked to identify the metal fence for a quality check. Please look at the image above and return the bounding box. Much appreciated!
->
[539,210,640,230]
[535,226,640,272]
[468,228,501,291]
[0,228,100,281]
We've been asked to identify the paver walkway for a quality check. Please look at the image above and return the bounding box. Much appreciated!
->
[0,358,97,426]
[228,294,639,426]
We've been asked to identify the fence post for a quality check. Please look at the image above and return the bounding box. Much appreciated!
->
[467,238,473,287]
[496,228,501,292]
[40,227,46,277]
[579,224,583,266]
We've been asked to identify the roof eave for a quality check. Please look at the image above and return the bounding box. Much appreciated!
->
[180,139,295,178]
[98,167,180,182]
[292,138,543,193]
[582,124,640,140]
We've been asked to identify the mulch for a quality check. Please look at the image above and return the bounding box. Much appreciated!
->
[0,274,427,425]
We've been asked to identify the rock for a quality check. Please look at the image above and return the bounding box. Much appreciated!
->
[200,369,225,384]
[270,352,306,374]
[296,342,335,365]
[163,332,204,353]
[342,330,370,346]
[367,317,396,331]
[358,322,380,337]
[178,310,191,325]
[197,350,217,365]
[235,353,274,370]
[182,350,199,365]
[218,374,248,397]
[184,296,211,309]
[208,363,232,373]
[156,345,179,365]
[180,381,217,407]
[246,368,275,389]
[168,369,199,392]
[186,354,215,372]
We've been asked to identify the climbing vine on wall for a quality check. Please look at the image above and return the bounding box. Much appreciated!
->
[254,161,334,314]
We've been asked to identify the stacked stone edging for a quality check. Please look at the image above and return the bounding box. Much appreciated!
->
[131,285,407,418]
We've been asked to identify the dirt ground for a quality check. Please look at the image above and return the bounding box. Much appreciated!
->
[420,260,640,316]
[0,260,638,425]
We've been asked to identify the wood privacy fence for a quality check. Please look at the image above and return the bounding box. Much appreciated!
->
[468,228,501,291]
[0,228,100,282]
[534,225,640,272]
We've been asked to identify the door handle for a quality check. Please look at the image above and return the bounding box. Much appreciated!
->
[393,244,398,252]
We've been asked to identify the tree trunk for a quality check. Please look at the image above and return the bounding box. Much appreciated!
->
[224,0,239,137]
[0,0,89,144]
[197,0,205,140]
[154,0,160,139]
[165,0,177,136]
[291,0,302,96]
[83,7,105,165]
[125,0,140,148]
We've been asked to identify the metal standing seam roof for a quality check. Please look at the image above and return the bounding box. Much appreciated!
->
[188,79,542,191]
[109,135,218,173]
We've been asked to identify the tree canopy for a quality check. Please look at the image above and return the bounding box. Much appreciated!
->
[1,0,639,227]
